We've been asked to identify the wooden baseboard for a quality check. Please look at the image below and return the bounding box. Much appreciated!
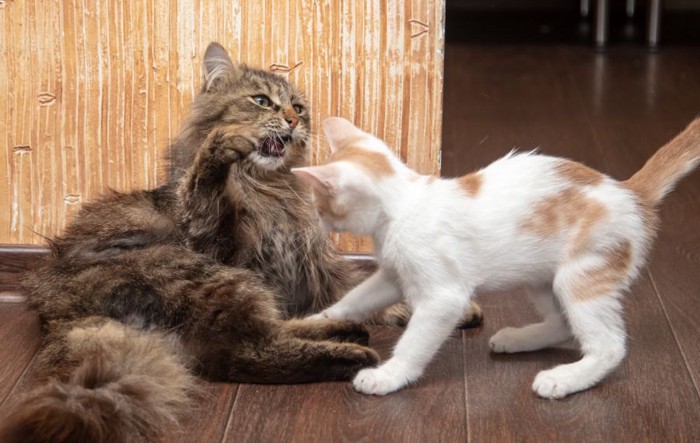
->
[0,244,48,293]
[0,244,374,302]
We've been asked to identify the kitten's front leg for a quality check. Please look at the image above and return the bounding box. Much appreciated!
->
[353,288,469,395]
[179,127,257,259]
[308,269,402,322]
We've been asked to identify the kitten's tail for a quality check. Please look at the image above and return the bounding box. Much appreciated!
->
[0,318,196,443]
[625,118,700,205]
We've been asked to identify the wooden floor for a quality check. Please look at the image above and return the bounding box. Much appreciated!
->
[2,16,700,443]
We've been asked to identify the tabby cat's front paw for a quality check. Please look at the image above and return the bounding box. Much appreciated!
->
[352,365,409,396]
[202,127,257,165]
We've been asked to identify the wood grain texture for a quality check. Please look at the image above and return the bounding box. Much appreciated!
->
[173,382,239,443]
[0,0,446,253]
[223,326,467,442]
[647,184,700,392]
[0,303,40,407]
[441,45,609,178]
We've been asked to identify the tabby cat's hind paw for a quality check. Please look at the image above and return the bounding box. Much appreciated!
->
[316,320,371,345]
[283,318,371,345]
[328,321,371,345]
[334,345,381,380]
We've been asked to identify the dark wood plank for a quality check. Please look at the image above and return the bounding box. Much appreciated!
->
[646,179,700,392]
[0,303,41,406]
[224,326,467,442]
[560,47,700,179]
[441,45,610,180]
[172,382,239,443]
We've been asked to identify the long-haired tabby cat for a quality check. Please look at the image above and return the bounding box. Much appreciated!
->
[0,43,482,442]
[293,116,700,398]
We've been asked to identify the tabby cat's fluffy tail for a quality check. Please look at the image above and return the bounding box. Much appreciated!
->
[626,118,700,205]
[0,319,195,443]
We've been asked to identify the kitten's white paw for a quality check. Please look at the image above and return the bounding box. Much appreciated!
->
[352,367,407,396]
[532,368,578,399]
[489,327,522,353]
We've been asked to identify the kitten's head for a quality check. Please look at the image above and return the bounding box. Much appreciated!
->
[292,118,398,235]
[171,42,310,176]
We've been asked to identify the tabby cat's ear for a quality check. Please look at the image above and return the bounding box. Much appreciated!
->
[322,117,364,154]
[203,42,234,92]
[291,166,338,196]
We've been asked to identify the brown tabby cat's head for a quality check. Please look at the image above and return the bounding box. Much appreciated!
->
[170,42,310,177]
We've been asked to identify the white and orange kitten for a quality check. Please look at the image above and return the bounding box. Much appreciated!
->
[292,117,700,398]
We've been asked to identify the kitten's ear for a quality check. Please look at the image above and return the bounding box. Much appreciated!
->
[203,42,234,91]
[291,166,338,196]
[322,117,365,154]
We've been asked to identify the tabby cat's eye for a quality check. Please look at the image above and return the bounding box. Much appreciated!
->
[251,95,272,108]
[293,104,304,114]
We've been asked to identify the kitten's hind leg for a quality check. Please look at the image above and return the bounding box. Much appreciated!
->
[283,318,371,345]
[489,285,571,353]
[532,255,629,399]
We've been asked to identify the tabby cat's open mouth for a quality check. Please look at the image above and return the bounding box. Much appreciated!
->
[259,135,291,158]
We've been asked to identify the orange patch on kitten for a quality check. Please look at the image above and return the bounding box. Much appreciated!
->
[569,241,632,301]
[621,120,700,242]
[625,119,700,204]
[569,200,608,257]
[555,161,605,186]
[520,188,581,236]
[331,146,395,179]
[520,187,608,256]
[458,173,482,197]
[530,162,608,255]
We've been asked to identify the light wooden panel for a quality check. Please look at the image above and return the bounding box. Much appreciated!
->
[0,0,445,252]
